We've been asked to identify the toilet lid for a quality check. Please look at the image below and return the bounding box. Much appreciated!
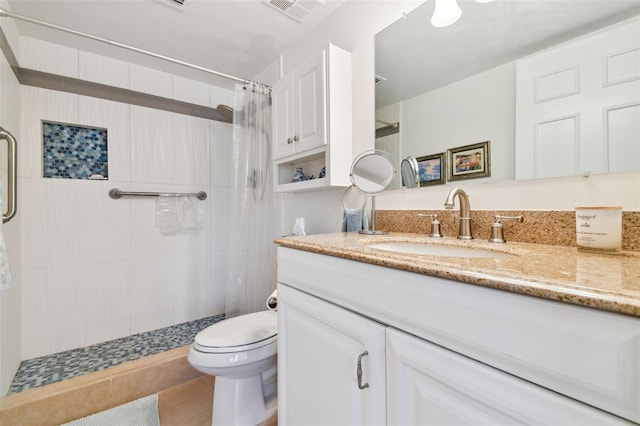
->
[194,310,277,353]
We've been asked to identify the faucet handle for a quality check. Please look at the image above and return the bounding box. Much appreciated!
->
[488,215,524,243]
[417,213,443,238]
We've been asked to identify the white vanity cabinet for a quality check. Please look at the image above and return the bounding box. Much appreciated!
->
[277,284,386,425]
[271,43,352,192]
[276,246,640,425]
[386,328,632,425]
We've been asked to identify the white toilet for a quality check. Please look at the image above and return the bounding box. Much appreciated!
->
[188,310,278,426]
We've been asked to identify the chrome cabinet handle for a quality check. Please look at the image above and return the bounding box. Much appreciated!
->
[356,350,369,390]
[293,135,299,141]
[0,127,17,223]
[287,138,292,144]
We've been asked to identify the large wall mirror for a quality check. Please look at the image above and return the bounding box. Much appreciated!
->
[376,0,640,189]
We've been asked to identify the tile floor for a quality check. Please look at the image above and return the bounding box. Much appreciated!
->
[159,374,278,426]
[158,375,215,426]
[8,314,225,395]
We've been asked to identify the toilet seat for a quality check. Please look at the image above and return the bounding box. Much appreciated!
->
[193,310,277,354]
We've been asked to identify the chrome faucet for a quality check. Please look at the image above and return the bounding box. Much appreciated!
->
[444,187,473,240]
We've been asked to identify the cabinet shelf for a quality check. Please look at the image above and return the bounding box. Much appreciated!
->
[274,178,328,193]
[274,149,328,192]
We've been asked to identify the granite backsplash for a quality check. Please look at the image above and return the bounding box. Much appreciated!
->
[375,210,640,252]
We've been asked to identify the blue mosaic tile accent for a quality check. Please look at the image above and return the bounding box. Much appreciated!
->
[7,314,225,395]
[42,121,108,179]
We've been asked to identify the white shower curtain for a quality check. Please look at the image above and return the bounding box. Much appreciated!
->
[225,83,277,317]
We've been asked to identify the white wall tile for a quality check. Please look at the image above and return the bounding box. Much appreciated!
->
[20,178,82,270]
[0,266,21,393]
[209,86,235,110]
[0,49,21,142]
[79,262,131,346]
[130,256,174,334]
[79,51,130,89]
[130,64,172,98]
[78,181,132,264]
[0,39,22,395]
[173,114,210,186]
[173,254,212,323]
[210,120,233,187]
[130,106,174,184]
[15,41,230,360]
[78,96,131,182]
[19,37,79,78]
[173,76,210,107]
[21,266,83,358]
[20,86,79,178]
[210,249,228,316]
[130,183,175,261]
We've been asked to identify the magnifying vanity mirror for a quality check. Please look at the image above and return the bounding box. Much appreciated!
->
[376,0,640,189]
[400,156,419,188]
[349,150,395,234]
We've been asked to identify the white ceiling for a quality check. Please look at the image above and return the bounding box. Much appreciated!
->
[3,0,347,88]
[3,0,640,98]
[376,0,640,108]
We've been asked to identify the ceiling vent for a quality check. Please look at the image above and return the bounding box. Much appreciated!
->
[262,0,325,22]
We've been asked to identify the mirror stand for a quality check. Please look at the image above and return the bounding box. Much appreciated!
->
[359,194,388,235]
[349,150,395,234]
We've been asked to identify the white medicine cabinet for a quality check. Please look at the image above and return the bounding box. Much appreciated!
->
[272,43,353,192]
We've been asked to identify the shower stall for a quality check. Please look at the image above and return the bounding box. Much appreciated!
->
[0,9,278,398]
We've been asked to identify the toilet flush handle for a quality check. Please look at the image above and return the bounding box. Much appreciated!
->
[356,351,369,390]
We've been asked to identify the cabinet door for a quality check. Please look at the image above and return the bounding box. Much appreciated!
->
[278,284,386,426]
[386,328,633,425]
[272,73,295,160]
[294,49,326,153]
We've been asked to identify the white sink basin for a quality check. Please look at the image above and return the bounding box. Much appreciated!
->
[368,241,514,258]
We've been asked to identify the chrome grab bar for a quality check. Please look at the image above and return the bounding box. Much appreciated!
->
[0,127,17,223]
[109,188,207,200]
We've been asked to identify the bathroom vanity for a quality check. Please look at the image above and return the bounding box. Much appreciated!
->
[275,233,640,425]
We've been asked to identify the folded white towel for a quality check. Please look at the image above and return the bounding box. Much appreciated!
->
[155,195,204,235]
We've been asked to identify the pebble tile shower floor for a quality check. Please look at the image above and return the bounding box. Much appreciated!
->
[7,314,225,395]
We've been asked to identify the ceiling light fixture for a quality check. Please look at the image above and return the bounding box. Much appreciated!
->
[431,0,495,28]
[431,0,462,28]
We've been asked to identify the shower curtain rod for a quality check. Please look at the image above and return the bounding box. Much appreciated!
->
[0,7,271,90]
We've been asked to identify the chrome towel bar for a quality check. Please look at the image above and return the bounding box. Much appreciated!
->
[0,127,17,223]
[109,188,207,200]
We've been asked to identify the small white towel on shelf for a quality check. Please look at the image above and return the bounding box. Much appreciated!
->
[342,208,369,232]
[155,195,204,235]
[0,179,11,292]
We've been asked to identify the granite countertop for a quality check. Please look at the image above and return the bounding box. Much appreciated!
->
[274,232,640,317]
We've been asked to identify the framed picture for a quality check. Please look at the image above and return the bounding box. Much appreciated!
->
[447,141,491,181]
[416,153,445,186]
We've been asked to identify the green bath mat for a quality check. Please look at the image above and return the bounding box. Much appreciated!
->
[61,394,160,426]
